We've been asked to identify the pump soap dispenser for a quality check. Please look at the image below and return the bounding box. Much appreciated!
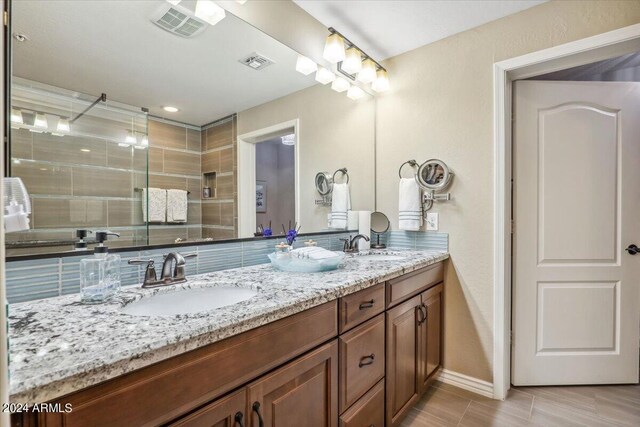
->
[80,231,121,304]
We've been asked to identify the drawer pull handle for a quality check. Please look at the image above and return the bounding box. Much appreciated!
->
[359,353,375,367]
[252,402,264,427]
[234,411,244,427]
[417,304,426,325]
[359,299,375,310]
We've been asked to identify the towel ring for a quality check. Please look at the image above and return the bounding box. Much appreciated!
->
[333,168,349,184]
[398,160,419,179]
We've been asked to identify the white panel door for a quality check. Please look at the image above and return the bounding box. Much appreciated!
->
[512,81,640,385]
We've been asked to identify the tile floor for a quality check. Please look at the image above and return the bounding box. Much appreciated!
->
[400,381,640,426]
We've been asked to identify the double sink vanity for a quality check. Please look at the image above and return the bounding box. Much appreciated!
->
[9,249,448,427]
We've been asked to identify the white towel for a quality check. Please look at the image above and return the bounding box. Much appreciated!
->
[167,189,188,223]
[399,178,422,231]
[291,247,339,260]
[142,188,166,223]
[330,183,351,229]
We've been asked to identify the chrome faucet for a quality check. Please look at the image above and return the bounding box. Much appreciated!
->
[340,234,370,253]
[128,252,197,288]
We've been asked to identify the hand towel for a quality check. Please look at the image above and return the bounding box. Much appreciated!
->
[142,188,166,223]
[398,178,422,231]
[291,247,340,260]
[167,189,188,223]
[330,183,351,229]
[358,210,371,250]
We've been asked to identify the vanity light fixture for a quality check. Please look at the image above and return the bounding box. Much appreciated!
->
[342,47,362,75]
[56,118,70,133]
[281,134,295,146]
[357,59,377,84]
[10,108,23,125]
[163,106,179,113]
[33,113,48,129]
[347,85,366,100]
[323,33,345,64]
[194,0,226,26]
[372,69,390,92]
[295,55,317,76]
[315,67,336,85]
[331,76,350,93]
[80,149,91,153]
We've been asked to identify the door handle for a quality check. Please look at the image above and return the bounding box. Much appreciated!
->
[234,411,244,427]
[625,244,639,255]
[252,402,264,427]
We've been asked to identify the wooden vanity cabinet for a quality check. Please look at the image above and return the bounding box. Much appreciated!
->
[167,389,246,427]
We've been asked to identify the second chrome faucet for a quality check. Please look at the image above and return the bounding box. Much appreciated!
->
[340,234,370,253]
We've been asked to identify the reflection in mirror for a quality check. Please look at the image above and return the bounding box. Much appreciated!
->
[370,211,390,249]
[6,0,375,257]
[416,159,452,191]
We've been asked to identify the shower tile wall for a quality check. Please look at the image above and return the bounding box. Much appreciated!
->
[146,119,203,244]
[200,116,238,240]
[6,124,147,256]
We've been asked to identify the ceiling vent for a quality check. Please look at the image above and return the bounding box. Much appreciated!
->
[150,4,207,38]
[239,53,274,71]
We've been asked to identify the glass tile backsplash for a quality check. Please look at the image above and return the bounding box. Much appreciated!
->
[5,231,448,304]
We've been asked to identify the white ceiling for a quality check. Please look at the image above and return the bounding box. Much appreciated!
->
[12,0,317,125]
[294,0,547,60]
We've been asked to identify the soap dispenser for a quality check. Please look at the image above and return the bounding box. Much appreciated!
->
[74,229,92,251]
[80,231,121,304]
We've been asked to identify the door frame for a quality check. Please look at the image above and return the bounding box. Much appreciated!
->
[237,118,300,238]
[493,23,640,400]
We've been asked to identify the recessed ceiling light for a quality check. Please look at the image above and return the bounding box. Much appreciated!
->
[163,106,179,113]
[195,0,226,26]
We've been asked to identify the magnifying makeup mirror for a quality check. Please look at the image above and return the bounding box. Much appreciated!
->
[315,172,333,196]
[370,211,390,249]
[416,159,453,191]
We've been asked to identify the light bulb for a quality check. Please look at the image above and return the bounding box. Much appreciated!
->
[10,108,23,124]
[34,113,48,129]
[342,48,362,75]
[295,55,317,76]
[372,69,390,92]
[315,67,335,85]
[331,77,350,93]
[125,131,136,144]
[323,33,345,64]
[357,59,377,84]
[281,134,295,146]
[57,118,70,133]
[347,85,366,100]
[195,0,226,26]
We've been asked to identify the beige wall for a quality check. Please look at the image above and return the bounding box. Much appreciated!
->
[238,84,376,233]
[376,0,640,382]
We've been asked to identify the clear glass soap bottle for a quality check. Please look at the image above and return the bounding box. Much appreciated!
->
[80,231,121,304]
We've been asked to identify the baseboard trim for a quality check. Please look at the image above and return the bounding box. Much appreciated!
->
[436,368,495,399]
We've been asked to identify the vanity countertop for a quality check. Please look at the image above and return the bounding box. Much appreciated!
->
[8,249,448,403]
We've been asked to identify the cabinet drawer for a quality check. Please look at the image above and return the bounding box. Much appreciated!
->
[339,379,384,427]
[387,262,443,308]
[339,283,385,333]
[339,314,385,413]
[167,389,245,427]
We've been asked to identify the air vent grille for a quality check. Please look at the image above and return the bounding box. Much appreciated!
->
[150,5,207,38]
[239,53,275,70]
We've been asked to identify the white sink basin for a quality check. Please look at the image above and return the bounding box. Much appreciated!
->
[357,254,406,261]
[120,286,257,316]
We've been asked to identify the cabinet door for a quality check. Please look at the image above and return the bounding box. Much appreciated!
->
[419,283,443,392]
[168,389,246,427]
[385,295,421,427]
[247,341,338,427]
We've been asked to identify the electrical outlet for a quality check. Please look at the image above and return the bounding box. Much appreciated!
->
[426,212,439,231]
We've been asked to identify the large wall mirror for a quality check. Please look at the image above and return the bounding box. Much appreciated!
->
[5,0,376,257]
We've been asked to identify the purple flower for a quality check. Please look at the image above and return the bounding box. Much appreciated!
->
[286,229,297,246]
[263,227,273,237]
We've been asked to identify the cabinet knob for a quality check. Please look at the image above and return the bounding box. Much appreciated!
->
[234,411,244,427]
[252,402,264,427]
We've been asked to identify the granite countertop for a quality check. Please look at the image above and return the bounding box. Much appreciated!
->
[8,248,449,403]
